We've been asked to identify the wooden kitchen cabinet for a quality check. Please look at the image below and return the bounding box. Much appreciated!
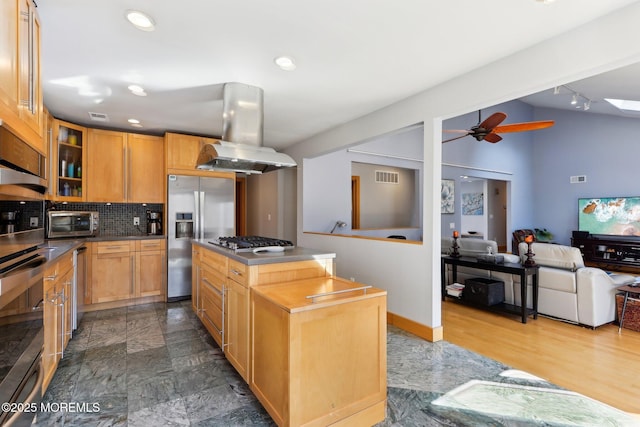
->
[251,278,387,427]
[199,263,226,347]
[135,239,166,298]
[165,132,217,174]
[90,239,166,305]
[51,120,86,201]
[192,243,335,385]
[0,0,44,153]
[128,133,165,203]
[42,252,74,390]
[91,241,136,304]
[0,0,20,117]
[18,0,43,143]
[87,129,164,203]
[225,276,249,380]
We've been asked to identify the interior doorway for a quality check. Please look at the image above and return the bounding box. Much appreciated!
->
[459,177,508,251]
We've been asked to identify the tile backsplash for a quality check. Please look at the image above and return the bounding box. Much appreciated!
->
[46,202,164,236]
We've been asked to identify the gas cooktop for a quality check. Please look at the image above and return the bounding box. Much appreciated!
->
[210,236,295,252]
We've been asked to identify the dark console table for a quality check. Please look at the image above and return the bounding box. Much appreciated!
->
[441,256,540,323]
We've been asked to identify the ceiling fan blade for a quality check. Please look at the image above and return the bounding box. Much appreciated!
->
[484,133,502,143]
[442,134,471,143]
[478,112,507,132]
[493,120,555,134]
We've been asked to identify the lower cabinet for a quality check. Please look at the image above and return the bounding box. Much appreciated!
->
[91,239,165,304]
[42,252,74,391]
[250,279,387,427]
[199,264,225,347]
[192,243,335,386]
[225,278,249,380]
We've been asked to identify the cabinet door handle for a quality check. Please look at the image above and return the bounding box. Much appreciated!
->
[131,254,135,295]
[230,269,242,276]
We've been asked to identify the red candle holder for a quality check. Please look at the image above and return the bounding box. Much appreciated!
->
[451,231,460,257]
[523,237,536,267]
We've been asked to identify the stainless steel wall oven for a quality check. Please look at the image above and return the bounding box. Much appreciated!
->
[0,121,47,426]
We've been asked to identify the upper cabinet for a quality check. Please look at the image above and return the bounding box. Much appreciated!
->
[165,132,218,175]
[0,0,44,153]
[87,129,164,203]
[51,120,86,201]
[18,0,43,143]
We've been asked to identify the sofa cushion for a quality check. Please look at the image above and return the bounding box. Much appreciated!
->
[518,242,585,271]
[539,266,577,293]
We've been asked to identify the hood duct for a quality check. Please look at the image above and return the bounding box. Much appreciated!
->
[196,83,297,174]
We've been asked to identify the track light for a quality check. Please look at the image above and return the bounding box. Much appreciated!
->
[557,85,593,111]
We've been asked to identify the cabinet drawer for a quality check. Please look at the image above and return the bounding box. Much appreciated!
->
[138,239,166,251]
[44,252,74,281]
[95,241,134,254]
[228,259,248,286]
[201,279,223,335]
[201,248,227,276]
[200,264,225,294]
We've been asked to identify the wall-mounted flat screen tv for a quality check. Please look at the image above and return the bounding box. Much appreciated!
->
[578,197,640,237]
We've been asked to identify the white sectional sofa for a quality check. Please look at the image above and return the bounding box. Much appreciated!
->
[517,242,634,328]
[441,237,635,327]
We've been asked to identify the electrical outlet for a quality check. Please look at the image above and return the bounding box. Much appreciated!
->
[133,217,140,225]
[30,217,38,227]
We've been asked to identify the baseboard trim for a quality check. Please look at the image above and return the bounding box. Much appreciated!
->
[387,311,443,342]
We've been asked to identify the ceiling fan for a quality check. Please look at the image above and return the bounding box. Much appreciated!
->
[442,111,554,143]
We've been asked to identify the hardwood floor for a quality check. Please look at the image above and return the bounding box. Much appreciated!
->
[442,300,640,414]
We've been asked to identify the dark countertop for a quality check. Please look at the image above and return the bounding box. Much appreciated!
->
[38,239,85,263]
[192,239,336,266]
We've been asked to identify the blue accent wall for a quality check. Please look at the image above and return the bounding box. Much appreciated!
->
[443,101,640,247]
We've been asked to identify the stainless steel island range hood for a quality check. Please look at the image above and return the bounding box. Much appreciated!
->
[196,83,296,174]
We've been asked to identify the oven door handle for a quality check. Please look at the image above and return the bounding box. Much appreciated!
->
[2,358,43,427]
[0,255,46,303]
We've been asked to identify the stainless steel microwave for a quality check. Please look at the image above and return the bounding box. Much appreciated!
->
[47,211,99,238]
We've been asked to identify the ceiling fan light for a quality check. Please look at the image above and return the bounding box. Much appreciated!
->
[583,101,591,111]
[571,94,578,105]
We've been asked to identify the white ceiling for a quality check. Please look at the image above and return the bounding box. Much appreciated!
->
[37,0,639,149]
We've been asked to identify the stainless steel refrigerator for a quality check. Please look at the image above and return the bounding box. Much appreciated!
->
[167,174,235,301]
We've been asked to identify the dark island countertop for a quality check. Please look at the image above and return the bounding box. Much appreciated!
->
[192,239,336,266]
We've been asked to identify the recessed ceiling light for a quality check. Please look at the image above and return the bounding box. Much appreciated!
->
[274,56,297,71]
[127,84,147,96]
[128,118,140,124]
[125,10,155,31]
[536,0,556,4]
[604,98,640,112]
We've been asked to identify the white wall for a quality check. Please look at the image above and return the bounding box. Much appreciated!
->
[247,168,297,243]
[285,3,640,332]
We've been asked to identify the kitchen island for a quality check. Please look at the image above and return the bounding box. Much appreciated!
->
[191,240,336,381]
[191,241,386,426]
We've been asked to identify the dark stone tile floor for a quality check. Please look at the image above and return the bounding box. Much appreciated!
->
[34,301,572,426]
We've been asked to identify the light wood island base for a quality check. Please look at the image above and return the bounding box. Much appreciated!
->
[250,277,387,427]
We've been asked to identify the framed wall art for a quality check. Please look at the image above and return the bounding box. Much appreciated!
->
[441,179,455,214]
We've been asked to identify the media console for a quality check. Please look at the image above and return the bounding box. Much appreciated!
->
[572,236,640,274]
